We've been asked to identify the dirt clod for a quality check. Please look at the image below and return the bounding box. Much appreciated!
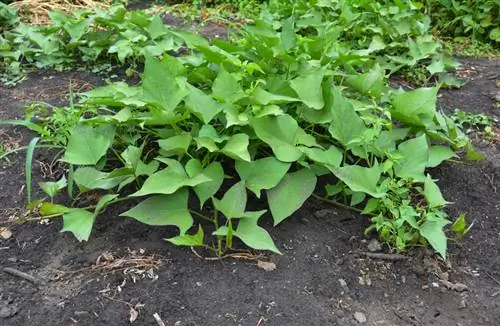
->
[354,311,367,323]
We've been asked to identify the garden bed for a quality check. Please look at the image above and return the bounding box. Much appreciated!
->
[1,1,500,325]
[0,58,499,326]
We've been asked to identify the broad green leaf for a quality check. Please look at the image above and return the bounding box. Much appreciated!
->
[158,134,192,156]
[121,189,192,234]
[251,87,298,105]
[424,175,448,209]
[394,134,428,181]
[221,134,251,162]
[185,160,224,208]
[63,124,115,165]
[427,146,456,168]
[184,84,222,123]
[280,17,295,51]
[61,209,95,242]
[390,87,438,127]
[212,180,247,218]
[212,67,245,104]
[329,164,385,198]
[39,202,70,216]
[235,157,291,198]
[166,225,204,246]
[267,169,317,225]
[346,64,386,98]
[290,69,325,110]
[39,175,67,198]
[141,55,188,117]
[328,87,367,147]
[420,214,450,258]
[234,212,281,254]
[131,165,210,197]
[73,167,125,191]
[147,15,167,40]
[252,115,302,162]
[299,146,343,168]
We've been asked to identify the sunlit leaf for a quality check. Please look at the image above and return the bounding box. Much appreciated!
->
[121,189,192,234]
[63,124,115,165]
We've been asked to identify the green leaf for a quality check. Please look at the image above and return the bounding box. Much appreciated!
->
[451,213,467,235]
[465,142,485,161]
[328,87,367,146]
[221,134,251,162]
[390,87,438,127]
[420,214,450,259]
[63,124,115,165]
[212,180,247,218]
[141,55,188,118]
[184,84,222,123]
[147,15,167,40]
[235,157,291,198]
[39,175,67,198]
[73,167,125,191]
[121,189,193,234]
[234,212,281,254]
[299,146,343,168]
[252,115,302,162]
[394,134,428,181]
[61,209,96,242]
[158,134,192,156]
[290,68,325,110]
[280,17,295,51]
[346,64,386,98]
[39,202,70,216]
[94,194,119,215]
[166,225,204,246]
[427,146,456,168]
[267,169,317,225]
[185,160,224,208]
[131,164,210,197]
[329,164,385,198]
[424,175,448,209]
[212,67,245,104]
[250,87,298,105]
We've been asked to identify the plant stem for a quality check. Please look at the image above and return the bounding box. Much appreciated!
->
[311,193,368,215]
[18,196,133,223]
[189,209,213,223]
[213,209,223,257]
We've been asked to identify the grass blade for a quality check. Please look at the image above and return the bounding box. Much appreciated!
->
[25,137,40,204]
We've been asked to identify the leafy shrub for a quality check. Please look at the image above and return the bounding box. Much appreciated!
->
[426,0,500,43]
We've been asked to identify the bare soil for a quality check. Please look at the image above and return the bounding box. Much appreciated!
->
[1,10,499,326]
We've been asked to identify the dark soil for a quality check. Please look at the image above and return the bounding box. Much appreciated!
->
[1,12,500,326]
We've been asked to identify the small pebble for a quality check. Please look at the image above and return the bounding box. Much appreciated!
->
[367,239,382,252]
[0,305,18,318]
[354,311,367,323]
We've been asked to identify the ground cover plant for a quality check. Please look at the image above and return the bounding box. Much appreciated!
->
[0,0,486,260]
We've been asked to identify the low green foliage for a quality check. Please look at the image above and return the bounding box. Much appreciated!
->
[451,109,498,138]
[1,2,481,259]
[426,0,500,43]
[0,4,185,85]
[7,6,480,259]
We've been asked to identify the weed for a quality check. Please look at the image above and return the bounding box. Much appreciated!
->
[451,109,498,139]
